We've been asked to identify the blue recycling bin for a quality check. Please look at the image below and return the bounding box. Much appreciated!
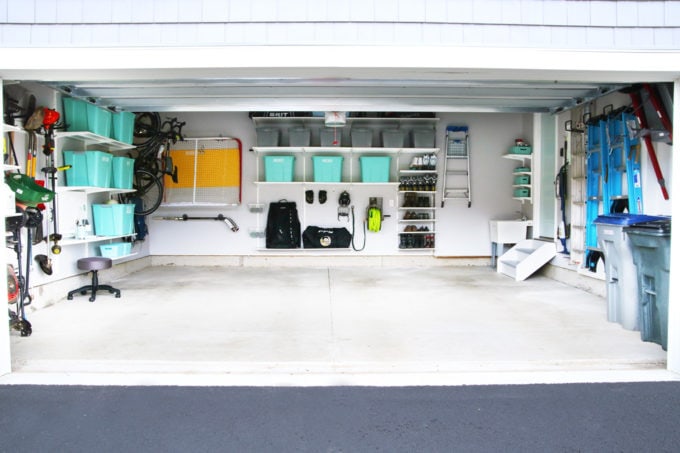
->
[594,214,666,331]
[624,218,671,350]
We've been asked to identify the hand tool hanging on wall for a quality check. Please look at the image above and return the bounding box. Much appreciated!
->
[154,213,239,232]
[338,191,351,221]
[23,107,44,178]
[40,108,65,256]
[555,136,569,254]
[6,212,32,336]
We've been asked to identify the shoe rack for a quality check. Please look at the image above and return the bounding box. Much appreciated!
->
[397,153,437,251]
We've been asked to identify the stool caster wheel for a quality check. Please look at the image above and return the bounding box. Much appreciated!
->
[81,290,87,295]
[67,294,73,300]
[115,293,121,298]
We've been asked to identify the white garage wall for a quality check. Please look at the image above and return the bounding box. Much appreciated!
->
[149,111,532,257]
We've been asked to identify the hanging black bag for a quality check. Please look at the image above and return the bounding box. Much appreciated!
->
[303,226,352,248]
[266,200,301,248]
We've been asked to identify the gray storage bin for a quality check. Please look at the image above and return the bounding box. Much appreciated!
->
[351,128,373,147]
[412,128,435,148]
[320,127,342,147]
[256,127,280,147]
[382,129,406,148]
[288,127,311,147]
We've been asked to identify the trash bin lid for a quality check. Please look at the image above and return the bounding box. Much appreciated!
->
[623,218,671,236]
[594,213,666,226]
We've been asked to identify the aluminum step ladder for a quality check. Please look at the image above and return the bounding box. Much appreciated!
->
[584,112,607,272]
[626,83,672,200]
[606,108,643,214]
[441,125,471,208]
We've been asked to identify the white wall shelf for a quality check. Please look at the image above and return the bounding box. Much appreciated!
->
[253,146,437,154]
[60,234,135,246]
[503,151,533,204]
[252,181,400,187]
[251,116,439,126]
[55,131,135,152]
[56,186,136,195]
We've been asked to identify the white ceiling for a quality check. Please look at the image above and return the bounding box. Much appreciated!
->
[2,46,677,114]
[44,77,625,114]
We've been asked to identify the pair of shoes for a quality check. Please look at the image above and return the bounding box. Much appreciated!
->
[305,190,327,204]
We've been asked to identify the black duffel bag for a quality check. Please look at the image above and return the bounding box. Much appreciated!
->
[266,200,301,248]
[303,226,352,248]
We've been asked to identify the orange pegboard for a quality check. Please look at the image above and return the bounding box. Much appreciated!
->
[164,138,241,205]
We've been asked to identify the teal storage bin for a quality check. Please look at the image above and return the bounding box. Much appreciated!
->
[99,242,132,258]
[312,156,343,182]
[514,175,530,185]
[62,97,89,132]
[509,145,532,155]
[111,156,134,189]
[513,188,530,197]
[360,156,391,182]
[92,204,135,236]
[63,151,89,186]
[112,111,135,144]
[264,155,295,182]
[86,103,112,137]
[86,151,113,187]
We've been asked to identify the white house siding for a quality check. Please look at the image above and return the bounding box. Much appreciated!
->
[1,0,679,50]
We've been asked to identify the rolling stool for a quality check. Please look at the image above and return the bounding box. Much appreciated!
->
[67,257,121,302]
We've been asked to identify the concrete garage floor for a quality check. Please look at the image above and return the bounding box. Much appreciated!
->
[4,265,676,386]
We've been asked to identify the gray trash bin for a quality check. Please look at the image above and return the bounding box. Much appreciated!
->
[594,214,665,331]
[624,218,672,350]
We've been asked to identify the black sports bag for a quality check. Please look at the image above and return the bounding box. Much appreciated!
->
[302,226,351,248]
[266,200,301,248]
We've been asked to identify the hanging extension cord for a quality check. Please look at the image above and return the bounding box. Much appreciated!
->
[350,205,366,251]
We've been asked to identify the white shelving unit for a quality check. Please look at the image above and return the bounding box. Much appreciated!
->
[251,115,440,254]
[502,152,533,203]
[397,160,437,251]
[53,131,137,257]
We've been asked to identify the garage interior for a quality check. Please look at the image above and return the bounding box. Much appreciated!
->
[2,45,679,385]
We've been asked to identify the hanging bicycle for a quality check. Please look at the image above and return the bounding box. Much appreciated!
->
[120,113,186,216]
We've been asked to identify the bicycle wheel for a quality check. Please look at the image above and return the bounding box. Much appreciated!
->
[133,112,161,146]
[132,168,163,216]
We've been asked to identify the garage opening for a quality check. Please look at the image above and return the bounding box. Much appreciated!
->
[2,70,676,385]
